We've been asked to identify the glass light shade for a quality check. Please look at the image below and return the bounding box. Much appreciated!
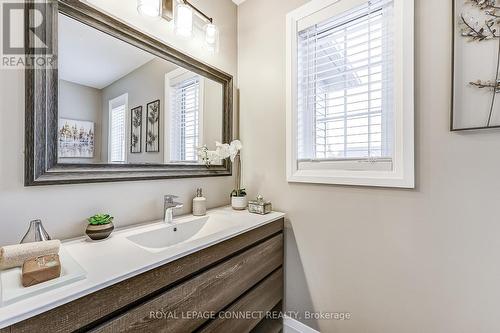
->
[175,3,193,38]
[137,0,160,17]
[204,23,220,53]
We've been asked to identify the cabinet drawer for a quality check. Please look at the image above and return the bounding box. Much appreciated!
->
[198,267,283,333]
[92,234,283,333]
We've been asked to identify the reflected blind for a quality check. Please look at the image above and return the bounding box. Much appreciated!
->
[171,77,200,162]
[297,0,394,163]
[110,104,126,163]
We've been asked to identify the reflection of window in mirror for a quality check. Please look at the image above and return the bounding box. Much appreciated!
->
[108,93,128,163]
[166,70,204,163]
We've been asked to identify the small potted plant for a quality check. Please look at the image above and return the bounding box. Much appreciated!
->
[86,214,114,241]
[198,140,247,210]
[230,188,247,210]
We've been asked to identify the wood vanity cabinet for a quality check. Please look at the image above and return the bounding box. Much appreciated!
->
[2,219,284,333]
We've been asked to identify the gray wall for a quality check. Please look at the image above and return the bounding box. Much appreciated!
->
[0,0,237,246]
[238,0,500,332]
[58,79,103,164]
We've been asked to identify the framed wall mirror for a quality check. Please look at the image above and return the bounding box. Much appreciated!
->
[25,0,233,186]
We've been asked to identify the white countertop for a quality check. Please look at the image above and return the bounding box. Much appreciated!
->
[0,207,285,328]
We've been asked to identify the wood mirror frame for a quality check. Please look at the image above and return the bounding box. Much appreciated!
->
[25,0,233,186]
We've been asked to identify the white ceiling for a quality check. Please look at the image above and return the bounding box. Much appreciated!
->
[58,14,155,89]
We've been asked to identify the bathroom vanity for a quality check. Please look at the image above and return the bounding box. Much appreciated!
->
[0,208,284,333]
[4,0,287,330]
[9,1,286,330]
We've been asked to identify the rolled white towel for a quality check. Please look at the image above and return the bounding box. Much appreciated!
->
[0,240,61,270]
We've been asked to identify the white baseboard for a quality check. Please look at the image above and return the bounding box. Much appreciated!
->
[283,316,320,333]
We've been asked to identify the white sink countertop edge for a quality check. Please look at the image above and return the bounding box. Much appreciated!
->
[0,207,285,328]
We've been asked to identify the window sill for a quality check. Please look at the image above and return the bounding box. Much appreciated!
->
[287,168,414,188]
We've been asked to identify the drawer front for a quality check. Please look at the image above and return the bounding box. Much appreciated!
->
[198,268,283,333]
[7,219,283,333]
[249,302,283,333]
[92,234,283,333]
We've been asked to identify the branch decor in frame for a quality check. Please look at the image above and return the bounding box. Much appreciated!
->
[146,100,160,152]
[130,106,142,153]
[453,0,500,130]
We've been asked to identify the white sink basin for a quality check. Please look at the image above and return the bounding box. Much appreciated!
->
[126,216,240,253]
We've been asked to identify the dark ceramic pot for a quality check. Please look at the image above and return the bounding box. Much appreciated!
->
[86,222,114,241]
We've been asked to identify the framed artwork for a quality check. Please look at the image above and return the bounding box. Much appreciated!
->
[146,99,160,152]
[452,0,500,131]
[130,106,142,153]
[58,118,95,158]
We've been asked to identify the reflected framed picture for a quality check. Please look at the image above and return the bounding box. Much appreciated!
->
[146,100,160,152]
[58,118,95,158]
[130,106,142,153]
[452,0,500,131]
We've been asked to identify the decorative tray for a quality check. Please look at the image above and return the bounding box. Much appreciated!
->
[0,247,86,306]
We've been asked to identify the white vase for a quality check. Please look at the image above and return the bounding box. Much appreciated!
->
[231,196,248,210]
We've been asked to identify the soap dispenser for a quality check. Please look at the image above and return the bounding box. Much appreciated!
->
[193,188,207,216]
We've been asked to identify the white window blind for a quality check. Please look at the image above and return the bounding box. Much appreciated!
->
[297,0,394,169]
[110,104,126,163]
[170,77,200,162]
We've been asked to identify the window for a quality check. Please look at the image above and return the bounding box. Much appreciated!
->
[286,0,414,188]
[167,70,204,162]
[108,94,127,163]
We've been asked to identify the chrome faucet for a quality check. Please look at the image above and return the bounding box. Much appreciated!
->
[164,195,183,224]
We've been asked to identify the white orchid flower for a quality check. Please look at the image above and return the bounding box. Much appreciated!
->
[197,145,208,161]
[215,141,231,159]
[231,140,242,150]
[207,151,221,164]
[228,140,242,162]
[198,140,243,166]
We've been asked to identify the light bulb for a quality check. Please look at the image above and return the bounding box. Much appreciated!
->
[204,23,219,53]
[137,0,160,17]
[175,3,193,38]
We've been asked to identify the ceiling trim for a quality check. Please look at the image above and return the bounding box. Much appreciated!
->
[232,0,247,5]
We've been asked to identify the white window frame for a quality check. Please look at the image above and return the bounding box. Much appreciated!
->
[286,0,414,188]
[164,68,204,164]
[108,93,128,164]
